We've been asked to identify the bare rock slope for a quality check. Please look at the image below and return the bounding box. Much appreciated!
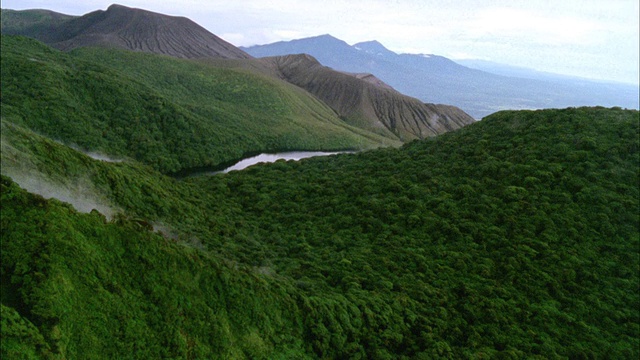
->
[264,54,475,141]
[38,4,251,59]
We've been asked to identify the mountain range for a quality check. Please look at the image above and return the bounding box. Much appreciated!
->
[1,5,474,145]
[243,35,640,119]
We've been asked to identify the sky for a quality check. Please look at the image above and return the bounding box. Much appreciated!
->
[3,0,639,85]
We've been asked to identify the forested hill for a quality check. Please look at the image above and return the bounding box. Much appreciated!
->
[0,35,398,174]
[2,4,477,151]
[2,7,476,147]
[1,106,638,358]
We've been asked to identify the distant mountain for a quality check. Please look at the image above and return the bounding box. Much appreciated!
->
[245,34,388,74]
[353,40,396,57]
[1,4,251,59]
[262,54,474,140]
[455,59,636,85]
[3,7,474,144]
[244,35,640,118]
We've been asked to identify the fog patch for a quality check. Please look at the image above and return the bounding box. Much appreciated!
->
[84,152,124,163]
[1,128,120,219]
[1,166,119,220]
[152,222,180,241]
[67,144,124,163]
[183,236,206,251]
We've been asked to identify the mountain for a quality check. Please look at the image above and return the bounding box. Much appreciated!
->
[244,35,640,118]
[244,34,354,62]
[2,6,474,148]
[353,40,397,57]
[1,35,401,174]
[2,107,638,358]
[0,8,75,40]
[1,5,638,359]
[347,72,396,91]
[2,4,251,59]
[262,54,474,140]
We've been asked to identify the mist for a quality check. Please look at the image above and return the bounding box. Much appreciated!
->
[84,152,124,163]
[2,167,119,219]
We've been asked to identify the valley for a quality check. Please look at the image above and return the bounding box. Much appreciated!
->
[211,151,354,174]
[2,106,638,359]
[1,4,638,359]
[174,150,356,178]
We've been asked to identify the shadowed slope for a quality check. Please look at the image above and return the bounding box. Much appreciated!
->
[264,54,475,141]
[0,9,75,42]
[347,72,396,91]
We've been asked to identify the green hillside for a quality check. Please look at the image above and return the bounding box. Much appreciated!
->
[0,35,396,174]
[0,9,75,40]
[1,107,638,358]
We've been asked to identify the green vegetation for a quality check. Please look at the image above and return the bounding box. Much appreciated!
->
[1,175,311,359]
[2,106,638,358]
[1,35,396,174]
[0,9,74,39]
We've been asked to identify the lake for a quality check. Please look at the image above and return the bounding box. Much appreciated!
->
[213,151,351,174]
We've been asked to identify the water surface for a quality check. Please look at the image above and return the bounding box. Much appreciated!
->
[214,151,350,174]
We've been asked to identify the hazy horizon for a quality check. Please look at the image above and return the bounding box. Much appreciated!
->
[3,0,639,85]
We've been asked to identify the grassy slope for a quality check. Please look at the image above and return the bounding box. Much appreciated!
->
[1,107,638,358]
[0,35,397,174]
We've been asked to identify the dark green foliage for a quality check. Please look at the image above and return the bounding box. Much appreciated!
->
[2,92,638,358]
[1,303,50,359]
[0,9,75,41]
[1,175,311,359]
[192,107,638,358]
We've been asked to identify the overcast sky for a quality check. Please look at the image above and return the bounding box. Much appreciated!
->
[3,0,639,85]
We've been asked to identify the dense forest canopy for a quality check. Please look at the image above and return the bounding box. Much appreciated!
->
[1,105,638,358]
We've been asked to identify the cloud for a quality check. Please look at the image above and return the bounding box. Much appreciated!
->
[2,0,638,84]
[463,7,602,46]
